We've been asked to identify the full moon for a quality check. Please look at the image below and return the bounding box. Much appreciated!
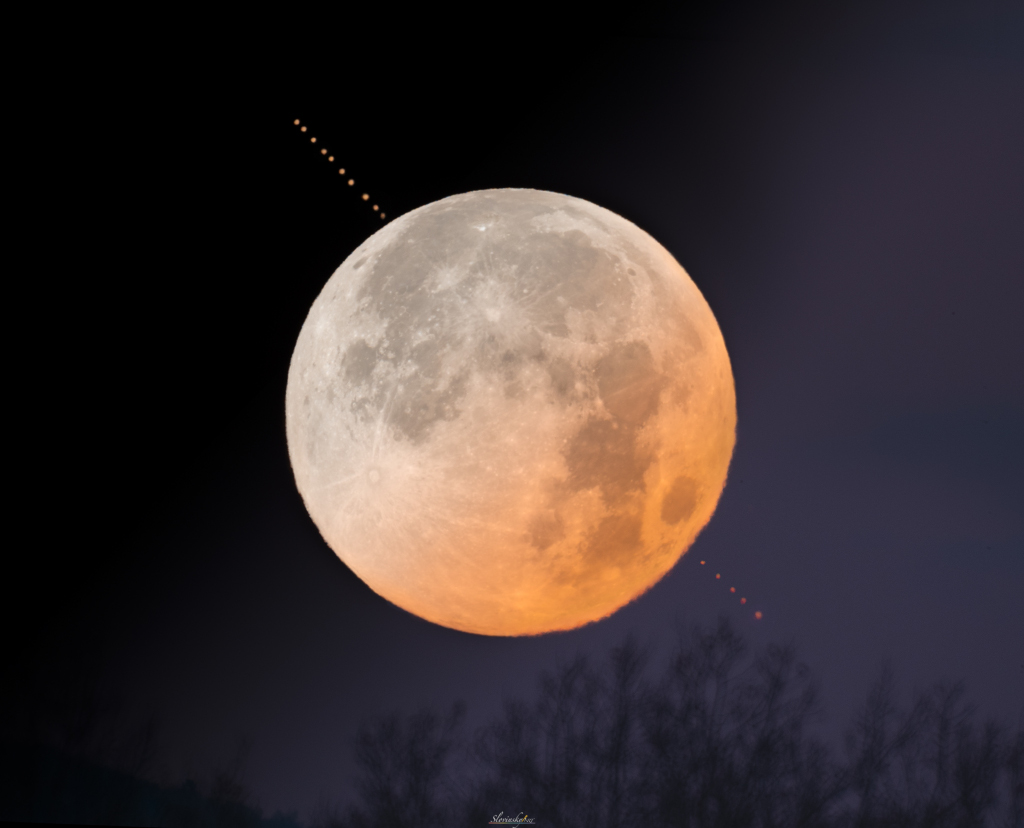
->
[286,189,736,636]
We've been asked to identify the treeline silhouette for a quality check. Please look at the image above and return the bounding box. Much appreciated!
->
[0,662,302,828]
[0,741,302,828]
[320,619,1023,828]
[2,619,1021,827]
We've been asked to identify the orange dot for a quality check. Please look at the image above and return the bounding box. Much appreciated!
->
[293,119,300,125]
[740,598,747,604]
[380,213,385,218]
[328,156,334,162]
[362,193,369,200]
[754,611,763,620]
[310,137,316,143]
[320,149,327,155]
[300,126,307,132]
[348,179,354,186]
[715,574,721,580]
[372,205,379,211]
[339,168,345,174]
[730,587,736,593]
[700,561,705,565]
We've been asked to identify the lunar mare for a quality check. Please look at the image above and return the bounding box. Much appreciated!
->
[286,189,735,636]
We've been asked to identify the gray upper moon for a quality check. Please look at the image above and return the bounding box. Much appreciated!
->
[286,189,736,636]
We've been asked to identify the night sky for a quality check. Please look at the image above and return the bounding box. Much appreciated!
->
[11,6,1023,822]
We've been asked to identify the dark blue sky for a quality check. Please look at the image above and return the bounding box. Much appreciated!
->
[12,7,1023,822]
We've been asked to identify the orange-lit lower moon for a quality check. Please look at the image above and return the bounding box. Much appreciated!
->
[286,189,736,636]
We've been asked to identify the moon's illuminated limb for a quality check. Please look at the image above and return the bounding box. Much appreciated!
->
[286,189,736,636]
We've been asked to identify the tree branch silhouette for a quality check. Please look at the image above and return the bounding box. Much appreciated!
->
[340,619,1020,828]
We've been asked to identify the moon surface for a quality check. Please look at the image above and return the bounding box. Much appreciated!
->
[286,189,736,636]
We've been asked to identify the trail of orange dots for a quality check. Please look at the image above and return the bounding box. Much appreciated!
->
[697,557,762,620]
[294,118,387,221]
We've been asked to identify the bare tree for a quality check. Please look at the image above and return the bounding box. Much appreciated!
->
[342,701,466,828]
[839,672,1015,827]
[1004,721,1024,828]
[468,636,649,828]
[636,618,840,828]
